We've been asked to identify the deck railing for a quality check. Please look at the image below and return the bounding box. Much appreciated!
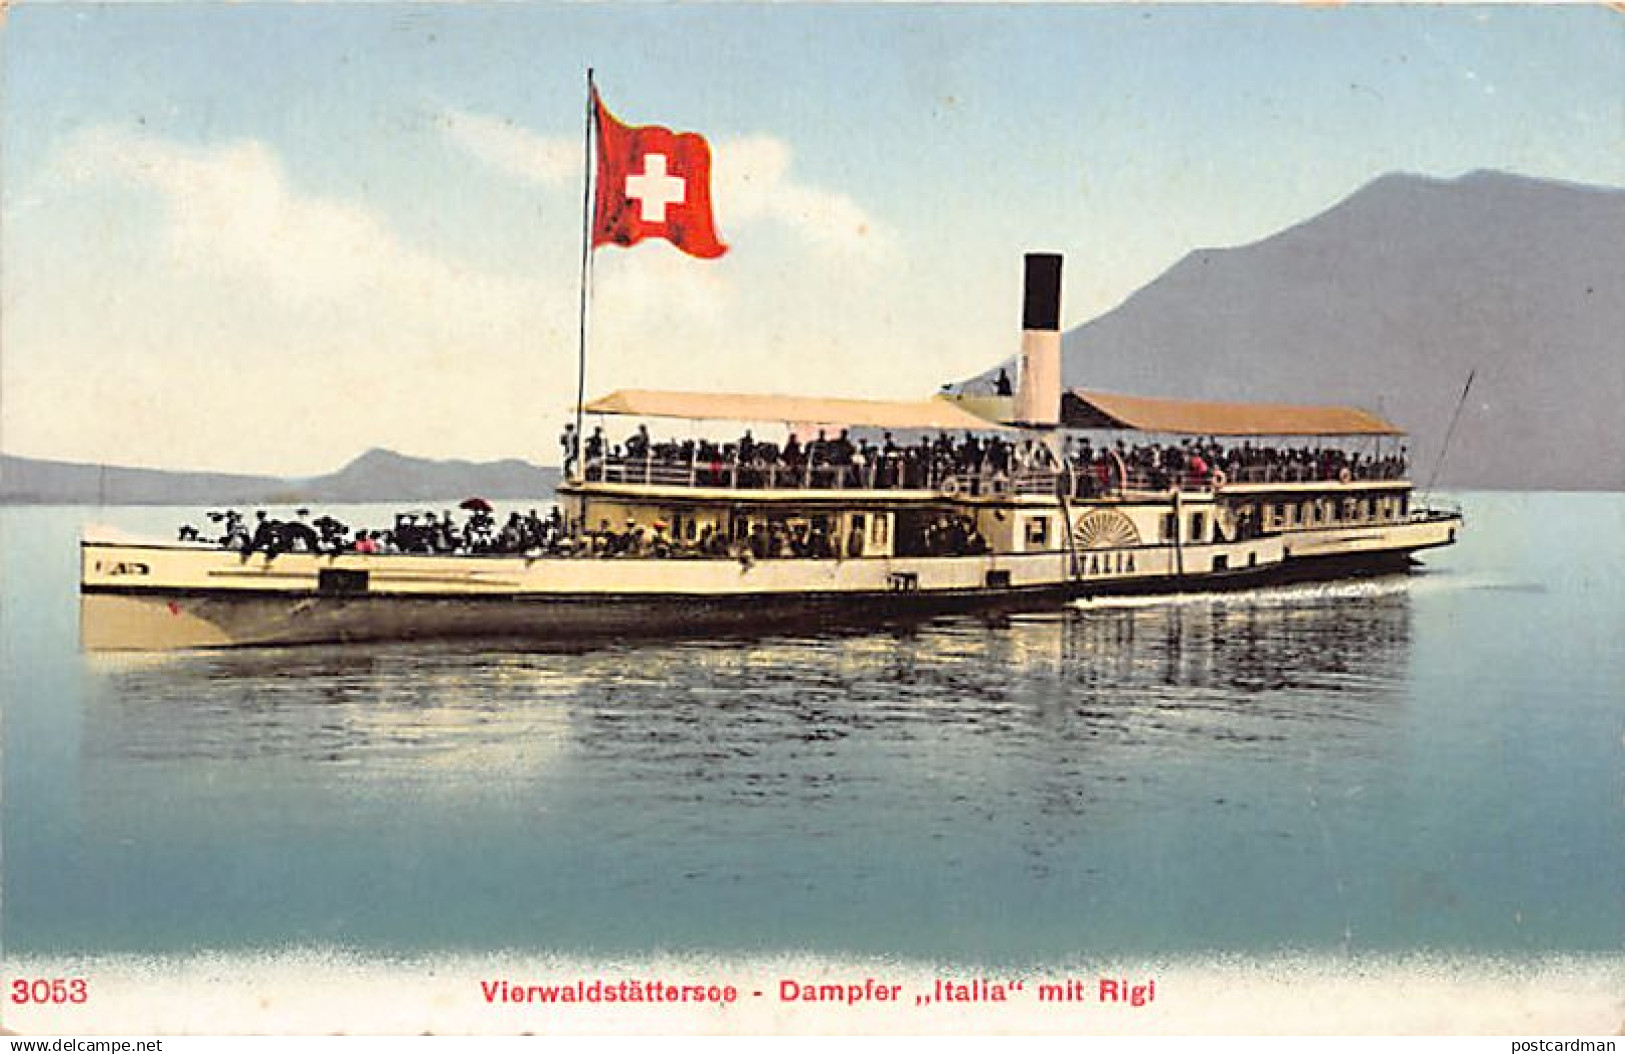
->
[586,455,1028,493]
[582,455,1405,498]
[585,455,1103,496]
[1221,464,1409,484]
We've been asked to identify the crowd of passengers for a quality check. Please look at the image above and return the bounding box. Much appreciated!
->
[181,505,990,562]
[181,506,573,558]
[564,423,1408,493]
[1069,437,1409,496]
[566,423,1055,490]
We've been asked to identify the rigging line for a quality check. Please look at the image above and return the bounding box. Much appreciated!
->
[1422,368,1475,504]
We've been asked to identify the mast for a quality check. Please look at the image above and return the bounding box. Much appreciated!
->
[571,68,597,483]
[1423,368,1475,501]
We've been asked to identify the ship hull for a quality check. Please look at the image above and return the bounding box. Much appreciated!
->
[80,513,1459,651]
[80,583,1086,651]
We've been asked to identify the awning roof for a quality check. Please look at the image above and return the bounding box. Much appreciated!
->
[584,389,1010,431]
[1062,389,1402,436]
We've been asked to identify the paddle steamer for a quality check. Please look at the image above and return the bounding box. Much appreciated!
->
[80,254,1461,650]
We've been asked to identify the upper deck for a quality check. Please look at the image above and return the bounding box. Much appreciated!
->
[564,434,1412,505]
[567,383,1412,509]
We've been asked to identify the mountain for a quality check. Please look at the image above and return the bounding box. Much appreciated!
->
[965,170,1625,490]
[0,457,288,505]
[299,449,558,503]
[0,449,560,506]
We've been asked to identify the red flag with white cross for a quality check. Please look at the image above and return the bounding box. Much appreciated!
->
[592,90,727,259]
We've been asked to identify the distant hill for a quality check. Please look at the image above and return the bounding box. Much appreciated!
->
[0,448,561,506]
[302,449,558,503]
[963,170,1625,490]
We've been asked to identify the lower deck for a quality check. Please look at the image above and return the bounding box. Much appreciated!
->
[561,477,1423,562]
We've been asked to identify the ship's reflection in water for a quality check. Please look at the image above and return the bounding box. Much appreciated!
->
[64,578,1423,958]
[85,578,1412,771]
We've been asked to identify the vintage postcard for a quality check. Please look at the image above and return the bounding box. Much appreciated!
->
[1,1,1621,1037]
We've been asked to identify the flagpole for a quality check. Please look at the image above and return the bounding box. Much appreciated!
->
[572,67,596,484]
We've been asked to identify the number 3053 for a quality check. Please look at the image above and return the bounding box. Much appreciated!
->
[10,978,89,1004]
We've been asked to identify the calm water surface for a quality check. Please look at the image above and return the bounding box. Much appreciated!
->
[2,493,1621,963]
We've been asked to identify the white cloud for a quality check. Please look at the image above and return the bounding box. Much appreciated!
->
[714,135,891,260]
[50,126,526,315]
[42,127,751,348]
[436,107,580,187]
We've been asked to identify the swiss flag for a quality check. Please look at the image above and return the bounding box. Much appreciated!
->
[592,90,727,260]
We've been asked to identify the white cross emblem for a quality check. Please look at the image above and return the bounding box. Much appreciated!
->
[624,153,687,223]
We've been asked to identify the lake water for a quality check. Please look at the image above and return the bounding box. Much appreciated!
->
[2,493,1621,978]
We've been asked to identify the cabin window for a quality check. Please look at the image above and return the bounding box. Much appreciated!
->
[1301,500,1315,526]
[1399,493,1410,519]
[872,514,888,545]
[1161,513,1178,541]
[1358,498,1370,521]
[1025,516,1050,549]
[1189,512,1206,542]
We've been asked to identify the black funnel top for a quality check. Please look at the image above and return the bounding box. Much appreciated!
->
[1022,253,1063,332]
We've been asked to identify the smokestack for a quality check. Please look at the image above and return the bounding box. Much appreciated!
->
[1014,252,1063,427]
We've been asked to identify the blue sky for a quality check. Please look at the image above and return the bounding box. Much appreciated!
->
[3,3,1620,473]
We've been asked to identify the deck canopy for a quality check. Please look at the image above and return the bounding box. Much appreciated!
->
[584,389,1010,431]
[1061,389,1403,437]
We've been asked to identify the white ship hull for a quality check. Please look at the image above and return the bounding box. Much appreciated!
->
[80,512,1459,650]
